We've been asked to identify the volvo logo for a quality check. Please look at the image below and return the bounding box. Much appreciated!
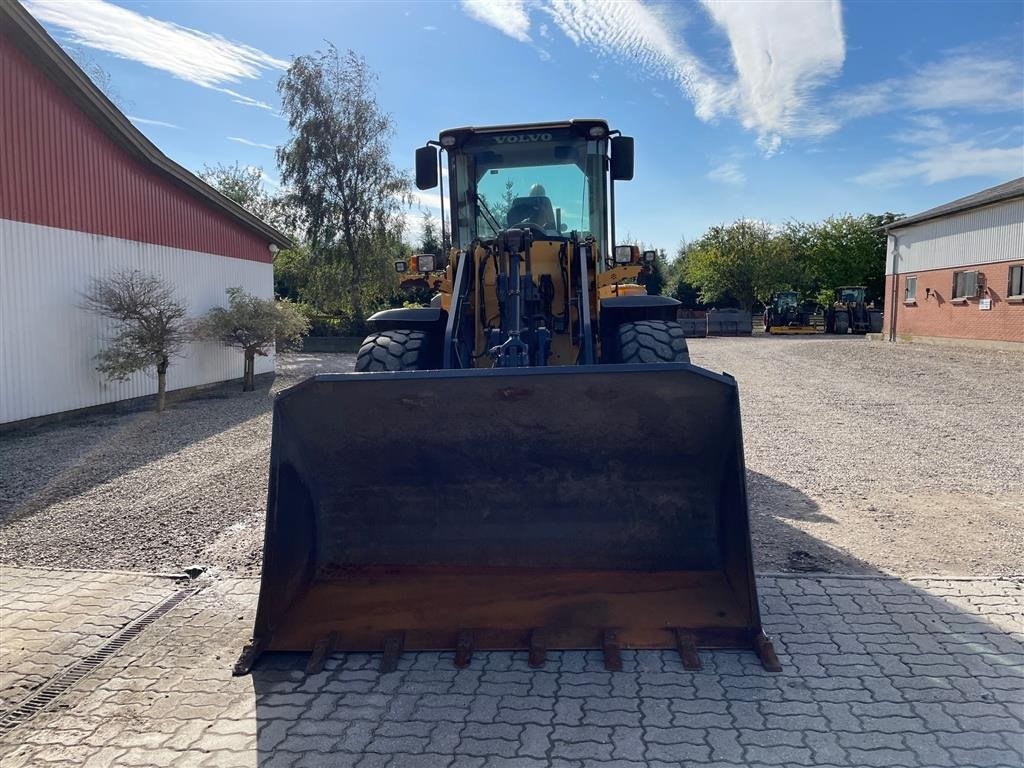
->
[494,133,552,144]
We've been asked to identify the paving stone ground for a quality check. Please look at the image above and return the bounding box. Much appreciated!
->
[0,567,178,710]
[0,568,1021,767]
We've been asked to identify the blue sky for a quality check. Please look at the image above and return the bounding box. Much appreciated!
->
[25,0,1024,251]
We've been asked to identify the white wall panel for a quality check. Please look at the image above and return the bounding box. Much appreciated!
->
[886,199,1024,275]
[1,218,274,423]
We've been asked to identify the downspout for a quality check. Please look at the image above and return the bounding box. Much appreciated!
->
[888,233,900,342]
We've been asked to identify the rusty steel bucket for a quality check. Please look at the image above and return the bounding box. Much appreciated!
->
[235,364,779,674]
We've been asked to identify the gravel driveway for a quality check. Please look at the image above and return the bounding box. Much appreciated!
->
[1,338,1020,577]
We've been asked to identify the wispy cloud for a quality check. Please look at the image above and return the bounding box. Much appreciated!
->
[127,115,180,129]
[706,161,746,187]
[853,116,1023,187]
[459,0,844,154]
[839,49,1024,121]
[701,0,845,150]
[26,0,285,104]
[460,0,531,43]
[216,88,274,111]
[853,142,1023,187]
[228,136,275,150]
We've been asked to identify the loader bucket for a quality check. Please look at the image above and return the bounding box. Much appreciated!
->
[237,363,779,673]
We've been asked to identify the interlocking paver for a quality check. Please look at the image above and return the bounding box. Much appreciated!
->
[1,570,1022,767]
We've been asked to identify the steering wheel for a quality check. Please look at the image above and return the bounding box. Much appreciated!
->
[510,218,551,238]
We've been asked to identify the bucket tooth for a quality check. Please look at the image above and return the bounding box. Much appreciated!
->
[674,629,702,670]
[454,630,474,669]
[380,632,405,674]
[754,631,782,673]
[305,632,337,675]
[233,636,266,677]
[528,630,547,668]
[602,630,623,671]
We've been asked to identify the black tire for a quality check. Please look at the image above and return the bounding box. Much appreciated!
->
[616,320,690,364]
[355,329,434,372]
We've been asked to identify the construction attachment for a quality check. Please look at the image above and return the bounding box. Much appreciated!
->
[236,363,779,675]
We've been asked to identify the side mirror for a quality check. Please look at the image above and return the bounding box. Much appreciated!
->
[559,223,568,233]
[415,145,438,190]
[610,135,634,181]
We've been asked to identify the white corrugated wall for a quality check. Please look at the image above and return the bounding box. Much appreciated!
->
[1,218,275,424]
[886,198,1024,274]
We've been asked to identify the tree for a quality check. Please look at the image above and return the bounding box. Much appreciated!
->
[637,248,668,297]
[795,213,899,305]
[420,211,440,255]
[198,162,291,233]
[69,49,129,110]
[480,179,518,227]
[277,46,408,327]
[195,288,310,391]
[81,270,189,412]
[683,220,800,311]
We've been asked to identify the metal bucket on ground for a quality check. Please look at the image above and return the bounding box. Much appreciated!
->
[236,364,779,674]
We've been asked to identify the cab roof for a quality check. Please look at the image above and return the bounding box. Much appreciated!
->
[439,119,610,147]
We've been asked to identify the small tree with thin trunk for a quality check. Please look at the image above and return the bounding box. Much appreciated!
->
[81,270,189,412]
[195,288,310,391]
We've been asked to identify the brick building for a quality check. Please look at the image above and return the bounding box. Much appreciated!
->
[883,177,1023,349]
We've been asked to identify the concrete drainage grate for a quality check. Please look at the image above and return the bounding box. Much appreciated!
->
[0,587,198,737]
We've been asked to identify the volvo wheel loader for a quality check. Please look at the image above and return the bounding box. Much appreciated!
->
[236,120,780,676]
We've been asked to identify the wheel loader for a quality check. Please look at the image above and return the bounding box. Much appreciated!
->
[826,285,882,334]
[236,119,780,676]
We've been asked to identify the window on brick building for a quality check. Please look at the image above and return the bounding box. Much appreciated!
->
[1009,265,1023,299]
[904,276,917,302]
[952,270,979,300]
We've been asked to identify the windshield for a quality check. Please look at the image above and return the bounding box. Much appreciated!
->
[449,131,607,253]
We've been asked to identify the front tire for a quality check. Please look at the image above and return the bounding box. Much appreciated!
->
[355,329,434,371]
[616,320,690,364]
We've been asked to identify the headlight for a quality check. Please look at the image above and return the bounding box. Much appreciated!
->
[614,245,633,264]
[417,254,435,272]
[642,250,657,263]
[395,260,408,273]
[440,135,456,147]
[588,125,607,138]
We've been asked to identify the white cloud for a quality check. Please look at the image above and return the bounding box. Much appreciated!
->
[889,115,952,147]
[701,0,846,148]
[460,0,844,153]
[853,117,1023,187]
[460,0,531,42]
[706,161,746,187]
[228,136,275,150]
[838,50,1023,122]
[127,115,179,129]
[543,0,729,122]
[905,52,1024,112]
[216,88,274,111]
[853,142,1024,187]
[26,0,285,101]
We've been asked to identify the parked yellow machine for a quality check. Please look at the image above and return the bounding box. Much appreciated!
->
[237,120,780,676]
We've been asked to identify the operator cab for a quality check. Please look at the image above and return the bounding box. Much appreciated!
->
[415,119,633,261]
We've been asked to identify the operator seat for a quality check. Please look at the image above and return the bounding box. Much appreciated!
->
[506,196,556,231]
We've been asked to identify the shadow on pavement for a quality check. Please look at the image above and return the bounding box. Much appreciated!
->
[245,474,1022,767]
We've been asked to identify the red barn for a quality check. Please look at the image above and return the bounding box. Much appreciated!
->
[1,2,290,425]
